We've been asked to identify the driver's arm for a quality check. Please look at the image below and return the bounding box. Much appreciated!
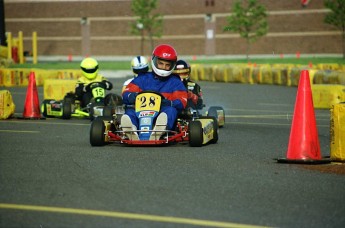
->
[75,82,85,100]
[122,80,141,105]
[102,79,113,90]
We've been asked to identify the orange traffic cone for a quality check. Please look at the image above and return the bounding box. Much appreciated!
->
[22,72,43,119]
[277,70,329,164]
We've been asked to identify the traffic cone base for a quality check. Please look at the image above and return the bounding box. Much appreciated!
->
[276,157,330,164]
[277,70,330,164]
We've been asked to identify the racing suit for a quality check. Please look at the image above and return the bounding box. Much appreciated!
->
[183,79,203,110]
[122,72,187,130]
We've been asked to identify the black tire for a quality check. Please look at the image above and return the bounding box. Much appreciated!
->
[209,116,219,143]
[189,120,203,147]
[104,93,123,106]
[63,93,75,104]
[89,103,98,121]
[198,116,218,144]
[62,101,72,119]
[102,106,114,118]
[40,99,55,117]
[90,117,106,146]
[207,106,225,128]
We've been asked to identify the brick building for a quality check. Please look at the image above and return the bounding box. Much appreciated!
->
[3,0,342,57]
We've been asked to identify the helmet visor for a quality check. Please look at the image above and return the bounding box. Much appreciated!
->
[153,57,176,71]
[81,65,98,74]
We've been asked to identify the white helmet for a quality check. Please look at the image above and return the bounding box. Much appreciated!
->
[131,56,149,74]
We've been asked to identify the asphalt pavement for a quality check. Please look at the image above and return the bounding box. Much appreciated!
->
[0,78,344,228]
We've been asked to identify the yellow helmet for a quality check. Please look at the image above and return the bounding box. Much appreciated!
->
[80,57,99,80]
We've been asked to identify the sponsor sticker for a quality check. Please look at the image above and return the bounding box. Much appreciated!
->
[139,111,155,117]
[140,117,152,126]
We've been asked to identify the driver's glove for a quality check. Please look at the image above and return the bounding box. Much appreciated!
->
[127,92,137,104]
[104,81,112,90]
[187,91,198,105]
[161,99,173,107]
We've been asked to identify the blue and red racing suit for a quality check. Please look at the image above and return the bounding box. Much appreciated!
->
[122,72,187,130]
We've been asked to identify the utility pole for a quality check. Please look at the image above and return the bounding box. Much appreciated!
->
[81,17,90,57]
[205,0,215,55]
[0,0,7,46]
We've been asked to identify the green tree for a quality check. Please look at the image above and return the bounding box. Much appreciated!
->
[324,0,345,59]
[223,0,268,60]
[130,0,163,55]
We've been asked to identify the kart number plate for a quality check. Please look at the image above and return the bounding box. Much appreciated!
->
[135,93,162,112]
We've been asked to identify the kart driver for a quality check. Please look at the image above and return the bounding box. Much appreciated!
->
[174,59,203,110]
[121,44,188,140]
[121,55,149,93]
[75,57,113,108]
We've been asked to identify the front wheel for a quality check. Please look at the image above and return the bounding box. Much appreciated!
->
[102,106,114,118]
[90,117,106,146]
[189,120,203,147]
[41,99,56,118]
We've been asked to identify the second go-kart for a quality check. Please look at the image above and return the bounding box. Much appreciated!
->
[41,81,122,120]
[206,106,225,128]
[89,91,219,147]
[183,99,225,128]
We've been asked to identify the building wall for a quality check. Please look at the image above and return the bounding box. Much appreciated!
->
[4,0,341,57]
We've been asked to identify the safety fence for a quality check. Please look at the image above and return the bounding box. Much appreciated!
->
[1,63,345,88]
[0,68,81,87]
[190,63,345,86]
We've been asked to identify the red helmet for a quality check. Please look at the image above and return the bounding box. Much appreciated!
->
[151,44,177,77]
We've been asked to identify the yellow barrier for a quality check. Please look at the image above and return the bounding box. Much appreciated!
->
[330,103,345,161]
[0,45,7,58]
[0,90,16,119]
[213,65,227,82]
[260,65,273,85]
[189,63,345,89]
[241,66,252,84]
[271,67,288,86]
[317,63,341,71]
[0,69,81,87]
[43,79,77,100]
[226,64,245,83]
[0,68,31,87]
[288,67,302,87]
[190,64,199,81]
[199,65,215,82]
[312,84,345,109]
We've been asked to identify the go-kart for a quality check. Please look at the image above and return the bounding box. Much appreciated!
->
[89,91,219,147]
[183,97,225,128]
[206,106,225,128]
[41,81,122,120]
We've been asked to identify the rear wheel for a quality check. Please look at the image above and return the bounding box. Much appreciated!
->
[189,121,203,147]
[209,116,219,143]
[90,117,106,146]
[62,101,72,119]
[198,116,218,144]
[208,106,225,128]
